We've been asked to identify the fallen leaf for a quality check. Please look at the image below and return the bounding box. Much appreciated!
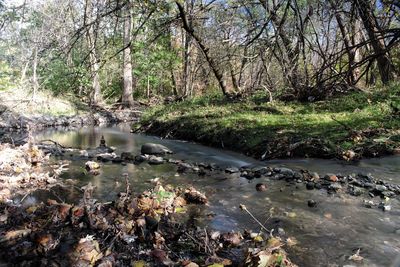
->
[286,237,298,247]
[26,205,38,214]
[132,260,147,267]
[0,229,31,243]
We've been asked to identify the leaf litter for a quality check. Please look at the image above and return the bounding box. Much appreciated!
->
[0,141,297,266]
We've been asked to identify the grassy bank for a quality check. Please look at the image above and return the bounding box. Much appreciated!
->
[138,84,400,160]
[0,87,86,117]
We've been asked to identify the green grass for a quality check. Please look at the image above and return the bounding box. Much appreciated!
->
[139,83,400,159]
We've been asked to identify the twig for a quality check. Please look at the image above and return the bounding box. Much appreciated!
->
[331,115,358,136]
[50,189,65,203]
[104,231,121,253]
[20,192,30,203]
[239,204,270,233]
[185,232,207,252]
[204,228,212,254]
[39,139,67,149]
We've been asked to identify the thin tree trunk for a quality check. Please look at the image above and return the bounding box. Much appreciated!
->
[121,0,134,107]
[355,0,394,84]
[146,75,150,98]
[85,0,103,105]
[175,1,229,96]
[32,47,39,100]
[20,60,29,85]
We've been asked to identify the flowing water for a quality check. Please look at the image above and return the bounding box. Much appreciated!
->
[33,124,400,267]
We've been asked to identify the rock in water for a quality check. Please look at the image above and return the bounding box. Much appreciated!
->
[307,200,317,207]
[184,187,207,204]
[99,135,106,147]
[85,161,100,171]
[256,183,267,191]
[148,156,164,165]
[141,143,172,155]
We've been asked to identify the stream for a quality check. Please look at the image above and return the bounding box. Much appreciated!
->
[33,124,400,267]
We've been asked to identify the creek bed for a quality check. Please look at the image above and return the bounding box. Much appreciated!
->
[33,124,400,267]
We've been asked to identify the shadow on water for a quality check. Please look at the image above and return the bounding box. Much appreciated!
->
[34,124,400,267]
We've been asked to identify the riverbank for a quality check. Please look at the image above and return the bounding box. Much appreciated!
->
[138,84,400,160]
[0,88,143,134]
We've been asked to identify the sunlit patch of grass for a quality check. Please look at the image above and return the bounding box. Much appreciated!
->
[140,83,400,157]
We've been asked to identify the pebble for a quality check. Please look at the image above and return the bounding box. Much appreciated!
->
[324,174,338,182]
[148,156,164,165]
[311,172,320,180]
[378,202,391,211]
[256,183,267,191]
[381,191,395,197]
[306,182,314,190]
[225,167,239,174]
[363,200,374,208]
[329,183,342,191]
[274,167,295,178]
[351,187,364,196]
[375,185,388,192]
[314,183,322,189]
[278,228,285,235]
[307,200,317,208]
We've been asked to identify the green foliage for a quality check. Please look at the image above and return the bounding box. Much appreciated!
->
[0,60,13,91]
[40,59,90,96]
[133,36,180,97]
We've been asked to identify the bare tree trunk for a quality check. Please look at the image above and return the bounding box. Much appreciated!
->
[85,0,103,105]
[121,0,134,107]
[146,75,150,98]
[181,0,194,97]
[175,1,229,96]
[355,0,395,84]
[20,60,29,85]
[331,0,356,85]
[32,47,39,100]
[182,31,192,96]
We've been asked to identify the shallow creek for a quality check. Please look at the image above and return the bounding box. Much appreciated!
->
[33,124,400,267]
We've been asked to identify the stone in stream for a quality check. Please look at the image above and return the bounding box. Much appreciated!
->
[307,200,317,208]
[374,185,388,192]
[141,143,172,155]
[120,152,135,161]
[274,167,295,178]
[225,167,239,174]
[306,182,315,190]
[311,172,320,181]
[314,183,322,190]
[378,202,391,211]
[329,183,342,191]
[148,156,164,165]
[350,186,364,196]
[177,162,193,172]
[134,154,147,163]
[253,166,271,177]
[85,161,100,170]
[324,174,338,182]
[363,182,374,189]
[255,183,267,191]
[96,152,117,162]
[381,191,395,198]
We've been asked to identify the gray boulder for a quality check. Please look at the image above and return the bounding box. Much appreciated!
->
[141,143,172,155]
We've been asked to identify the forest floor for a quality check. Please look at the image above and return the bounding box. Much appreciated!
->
[138,83,400,160]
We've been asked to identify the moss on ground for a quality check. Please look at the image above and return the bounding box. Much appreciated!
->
[139,83,400,159]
